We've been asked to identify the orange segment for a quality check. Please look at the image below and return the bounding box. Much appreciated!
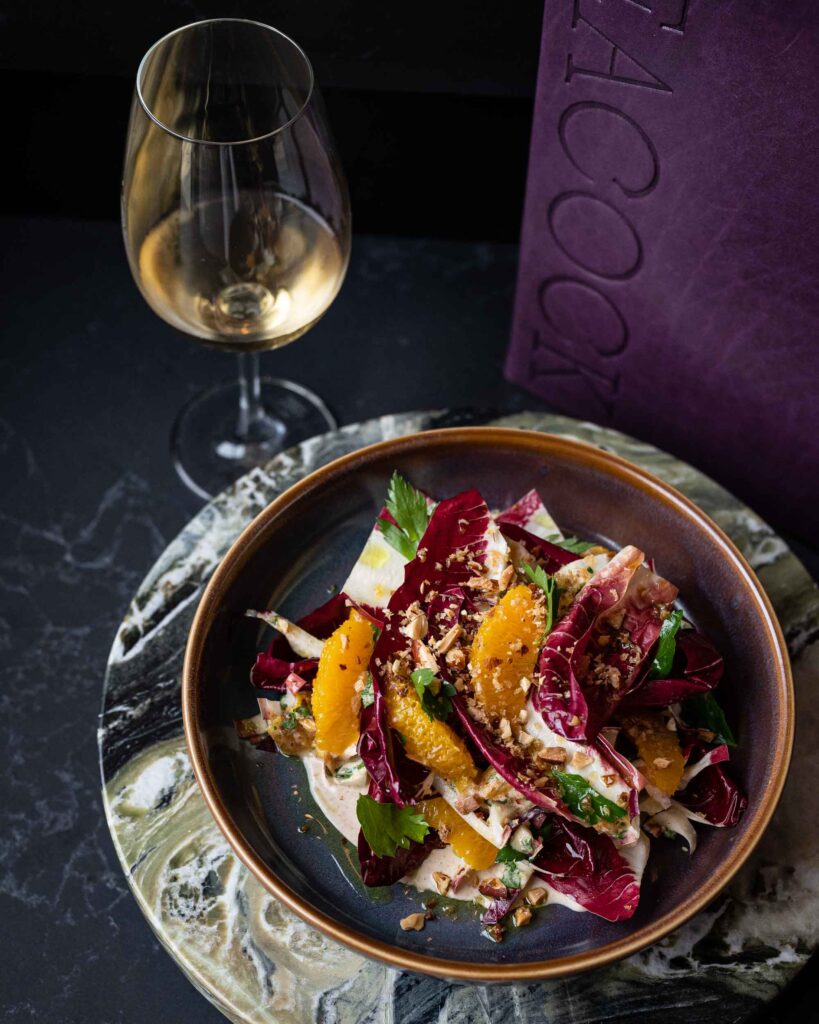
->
[422,797,498,870]
[470,584,545,721]
[385,680,477,783]
[312,611,375,755]
[623,712,685,795]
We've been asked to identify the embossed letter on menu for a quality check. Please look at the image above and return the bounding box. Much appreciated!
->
[505,0,819,540]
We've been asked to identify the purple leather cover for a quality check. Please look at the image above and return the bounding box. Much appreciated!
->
[506,1,819,540]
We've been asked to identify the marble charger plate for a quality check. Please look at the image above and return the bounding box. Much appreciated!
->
[99,410,819,1024]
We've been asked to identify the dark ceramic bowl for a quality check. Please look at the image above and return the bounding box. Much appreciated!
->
[183,428,793,981]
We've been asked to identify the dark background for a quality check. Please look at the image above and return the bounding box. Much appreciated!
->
[1,1,817,1021]
[3,0,542,240]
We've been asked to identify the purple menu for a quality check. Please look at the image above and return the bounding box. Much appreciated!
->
[506,0,819,540]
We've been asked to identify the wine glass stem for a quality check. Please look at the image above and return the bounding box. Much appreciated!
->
[235,351,267,441]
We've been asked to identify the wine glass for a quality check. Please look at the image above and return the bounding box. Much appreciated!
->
[122,19,351,499]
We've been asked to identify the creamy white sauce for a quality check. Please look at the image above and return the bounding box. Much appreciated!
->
[301,754,367,845]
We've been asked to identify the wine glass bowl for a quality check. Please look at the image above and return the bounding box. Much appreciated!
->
[122,20,350,497]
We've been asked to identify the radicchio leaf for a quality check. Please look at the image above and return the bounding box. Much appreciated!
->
[497,521,576,573]
[594,732,645,819]
[533,546,678,741]
[620,630,724,710]
[677,762,746,827]
[497,489,559,536]
[251,652,318,691]
[680,743,730,786]
[532,818,640,921]
[358,490,491,805]
[481,889,522,925]
[357,825,442,886]
[451,695,566,815]
[250,593,382,691]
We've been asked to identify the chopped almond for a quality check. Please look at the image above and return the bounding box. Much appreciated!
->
[478,878,509,900]
[572,751,593,769]
[513,906,533,927]
[399,913,426,932]
[432,872,451,896]
[412,639,439,672]
[525,887,548,907]
[445,648,466,670]
[435,622,462,654]
[537,746,567,765]
[499,563,516,591]
[402,609,429,641]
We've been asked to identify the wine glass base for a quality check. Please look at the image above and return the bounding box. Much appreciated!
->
[170,377,337,500]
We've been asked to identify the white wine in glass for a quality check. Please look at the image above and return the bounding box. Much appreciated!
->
[122,19,351,498]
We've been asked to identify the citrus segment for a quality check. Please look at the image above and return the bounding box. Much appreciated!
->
[470,584,545,721]
[623,712,685,795]
[312,611,375,755]
[385,681,477,783]
[422,797,499,870]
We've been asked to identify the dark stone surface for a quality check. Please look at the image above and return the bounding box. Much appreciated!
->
[0,216,816,1022]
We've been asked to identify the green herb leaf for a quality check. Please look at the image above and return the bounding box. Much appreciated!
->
[547,533,594,554]
[521,562,561,635]
[387,471,432,541]
[410,667,455,722]
[501,862,522,889]
[684,692,737,748]
[551,769,627,826]
[377,518,417,561]
[649,610,684,679]
[355,794,430,858]
[280,704,311,731]
[495,846,528,864]
[379,472,434,561]
[360,673,375,708]
[334,760,364,781]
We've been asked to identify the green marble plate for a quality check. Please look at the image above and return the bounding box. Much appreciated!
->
[100,410,819,1023]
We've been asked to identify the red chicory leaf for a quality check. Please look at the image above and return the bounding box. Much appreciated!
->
[620,629,724,710]
[534,547,677,740]
[532,818,641,921]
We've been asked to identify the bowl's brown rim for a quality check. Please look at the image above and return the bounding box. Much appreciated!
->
[182,427,794,982]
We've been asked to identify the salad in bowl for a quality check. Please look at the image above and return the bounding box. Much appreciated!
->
[235,473,745,942]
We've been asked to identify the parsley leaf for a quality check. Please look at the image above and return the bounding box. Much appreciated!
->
[551,769,627,826]
[501,862,522,889]
[684,692,737,748]
[495,846,528,864]
[522,562,561,634]
[360,673,375,708]
[377,518,417,561]
[356,794,430,858]
[334,760,364,781]
[649,610,684,679]
[547,533,594,554]
[410,667,456,722]
[379,471,434,561]
[280,704,311,730]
